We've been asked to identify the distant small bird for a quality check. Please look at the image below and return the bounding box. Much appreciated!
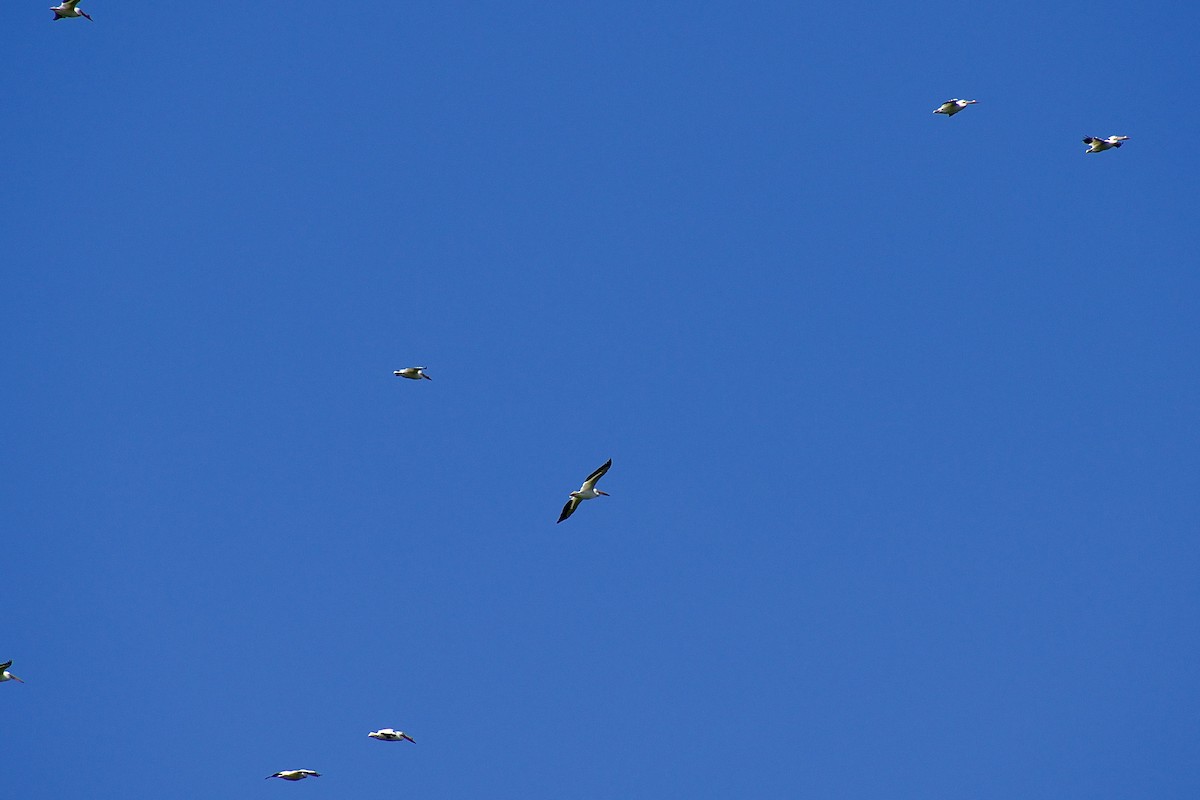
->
[266,770,321,781]
[51,0,92,20]
[393,367,432,381]
[557,458,612,523]
[0,661,23,683]
[933,98,977,117]
[369,728,416,743]
[1082,135,1130,153]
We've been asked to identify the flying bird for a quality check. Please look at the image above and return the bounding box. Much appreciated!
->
[933,98,977,116]
[51,0,92,20]
[1082,135,1130,153]
[0,661,23,683]
[393,367,432,380]
[266,770,321,781]
[368,728,416,742]
[557,458,612,523]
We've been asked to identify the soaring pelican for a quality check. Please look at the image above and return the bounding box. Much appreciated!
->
[933,98,977,117]
[557,459,612,523]
[1083,135,1129,153]
[51,1,92,20]
[266,770,321,781]
[393,367,432,380]
[0,661,23,683]
[368,728,416,742]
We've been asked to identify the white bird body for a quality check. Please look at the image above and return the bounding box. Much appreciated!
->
[933,98,977,116]
[266,770,320,781]
[1083,135,1129,153]
[393,367,432,380]
[0,660,23,683]
[558,459,612,523]
[51,0,92,20]
[368,728,416,742]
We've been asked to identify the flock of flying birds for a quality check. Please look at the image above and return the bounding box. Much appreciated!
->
[4,366,614,783]
[21,3,1131,788]
[5,650,415,781]
[263,730,415,782]
[932,98,1130,152]
[48,5,1133,155]
[393,367,615,523]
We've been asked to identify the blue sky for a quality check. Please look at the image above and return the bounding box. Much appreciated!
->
[4,1,1199,797]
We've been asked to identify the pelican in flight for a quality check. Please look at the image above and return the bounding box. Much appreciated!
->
[0,661,23,683]
[393,367,432,380]
[557,458,612,523]
[266,770,321,781]
[933,98,977,117]
[1083,135,1129,153]
[369,728,416,742]
[51,1,92,20]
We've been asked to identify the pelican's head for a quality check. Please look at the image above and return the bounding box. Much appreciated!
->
[596,491,610,497]
[4,672,22,683]
[80,10,92,19]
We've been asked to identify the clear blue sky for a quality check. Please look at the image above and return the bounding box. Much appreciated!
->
[4,1,1199,797]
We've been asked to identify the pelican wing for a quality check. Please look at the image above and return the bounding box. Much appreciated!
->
[62,0,81,8]
[558,496,580,523]
[1083,137,1098,144]
[581,458,612,490]
[0,660,10,671]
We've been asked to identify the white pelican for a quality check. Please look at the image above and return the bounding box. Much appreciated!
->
[368,728,416,742]
[933,98,977,117]
[266,770,321,781]
[51,1,92,20]
[557,458,612,523]
[393,367,432,381]
[0,661,23,683]
[1083,135,1129,153]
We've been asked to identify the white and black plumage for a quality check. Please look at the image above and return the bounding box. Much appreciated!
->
[1083,135,1129,153]
[393,367,432,380]
[557,459,612,523]
[266,770,321,781]
[0,661,23,683]
[51,0,92,20]
[368,728,416,742]
[933,98,977,116]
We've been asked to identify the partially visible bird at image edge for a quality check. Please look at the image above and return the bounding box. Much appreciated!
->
[52,0,92,20]
[0,661,23,683]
